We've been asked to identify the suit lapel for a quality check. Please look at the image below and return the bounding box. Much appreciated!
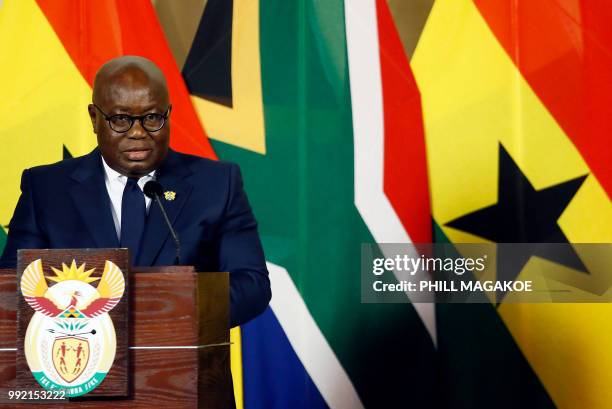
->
[136,150,193,266]
[69,149,119,248]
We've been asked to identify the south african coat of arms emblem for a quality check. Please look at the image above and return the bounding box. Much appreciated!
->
[20,259,125,397]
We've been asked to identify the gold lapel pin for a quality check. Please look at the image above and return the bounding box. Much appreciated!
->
[164,191,176,201]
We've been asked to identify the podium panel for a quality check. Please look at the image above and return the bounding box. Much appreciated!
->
[0,265,232,408]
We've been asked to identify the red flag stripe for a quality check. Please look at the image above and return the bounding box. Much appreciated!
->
[377,0,432,243]
[474,0,612,199]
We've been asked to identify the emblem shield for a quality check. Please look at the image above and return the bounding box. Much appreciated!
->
[52,336,90,383]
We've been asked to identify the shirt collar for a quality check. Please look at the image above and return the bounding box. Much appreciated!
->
[101,156,156,182]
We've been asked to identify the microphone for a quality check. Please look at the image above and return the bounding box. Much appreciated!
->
[143,180,181,265]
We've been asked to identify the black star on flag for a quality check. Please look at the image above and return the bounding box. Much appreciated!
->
[445,143,588,301]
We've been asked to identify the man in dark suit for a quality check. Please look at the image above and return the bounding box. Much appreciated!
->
[0,56,270,327]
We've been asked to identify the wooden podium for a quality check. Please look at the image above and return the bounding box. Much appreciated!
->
[0,263,233,408]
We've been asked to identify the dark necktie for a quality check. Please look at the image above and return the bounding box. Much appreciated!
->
[120,177,146,265]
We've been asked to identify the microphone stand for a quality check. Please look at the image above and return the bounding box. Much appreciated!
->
[152,193,181,266]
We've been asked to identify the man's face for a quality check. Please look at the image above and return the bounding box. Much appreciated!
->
[88,71,171,178]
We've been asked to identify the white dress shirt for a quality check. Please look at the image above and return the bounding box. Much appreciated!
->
[101,157,156,241]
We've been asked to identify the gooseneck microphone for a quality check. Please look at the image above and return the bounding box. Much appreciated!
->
[143,180,181,265]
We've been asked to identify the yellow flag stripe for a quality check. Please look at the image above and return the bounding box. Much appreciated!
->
[230,326,244,409]
[0,0,96,226]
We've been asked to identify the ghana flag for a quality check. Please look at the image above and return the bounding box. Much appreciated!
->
[412,0,612,408]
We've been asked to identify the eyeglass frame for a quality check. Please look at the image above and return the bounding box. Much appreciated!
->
[92,103,172,133]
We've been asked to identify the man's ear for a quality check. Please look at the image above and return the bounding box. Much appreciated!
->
[87,104,97,133]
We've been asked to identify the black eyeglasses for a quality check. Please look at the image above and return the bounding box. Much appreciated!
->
[93,104,171,133]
